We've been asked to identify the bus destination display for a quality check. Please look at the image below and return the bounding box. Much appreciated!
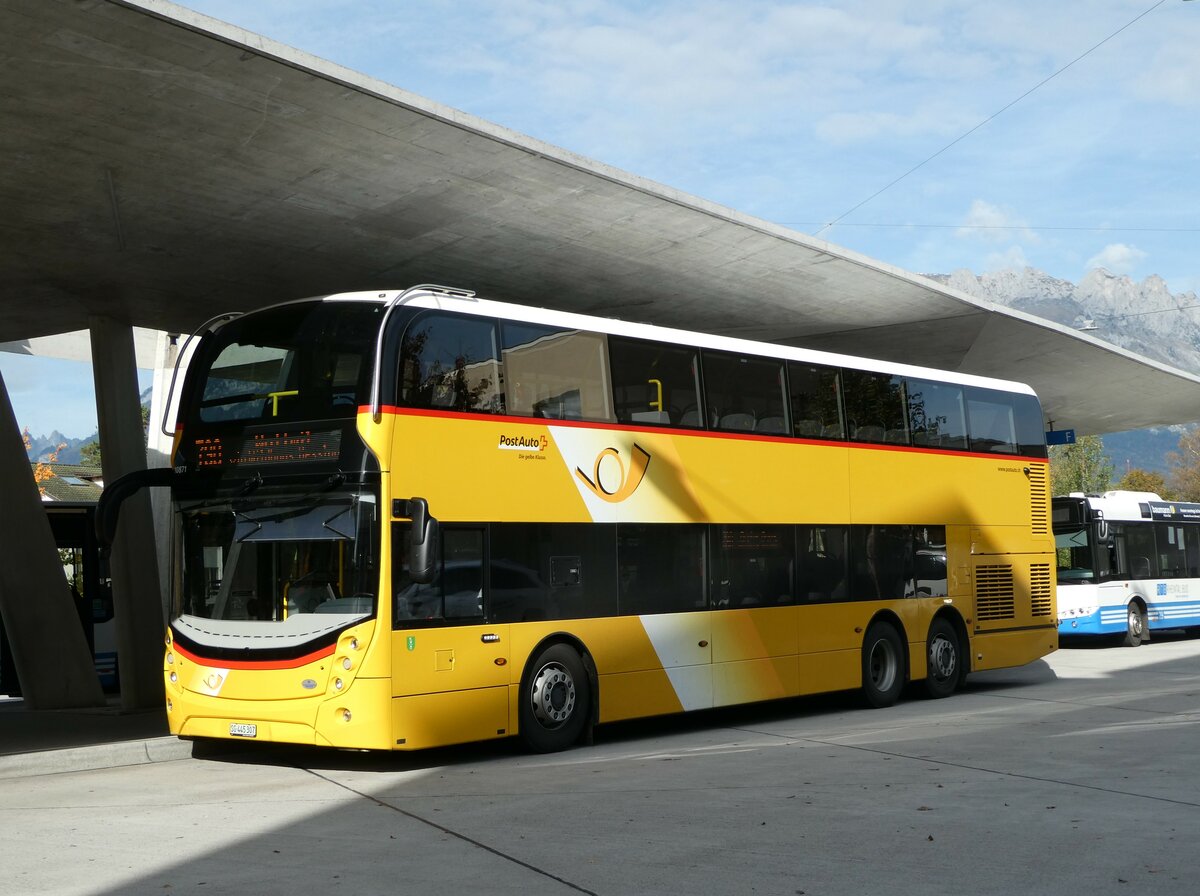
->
[192,428,342,469]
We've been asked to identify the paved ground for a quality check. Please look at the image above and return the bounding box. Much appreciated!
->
[2,636,1199,896]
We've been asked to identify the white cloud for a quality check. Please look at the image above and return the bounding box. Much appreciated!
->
[1086,243,1147,275]
[984,245,1031,272]
[1133,44,1200,108]
[956,199,1037,244]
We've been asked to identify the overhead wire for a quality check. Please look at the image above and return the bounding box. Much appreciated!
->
[812,0,1175,238]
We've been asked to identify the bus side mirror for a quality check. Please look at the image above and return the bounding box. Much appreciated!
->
[1096,516,1113,547]
[398,497,440,585]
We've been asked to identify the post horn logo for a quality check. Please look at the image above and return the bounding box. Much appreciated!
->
[575,444,651,503]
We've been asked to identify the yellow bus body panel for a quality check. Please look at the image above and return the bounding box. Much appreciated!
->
[168,407,1052,752]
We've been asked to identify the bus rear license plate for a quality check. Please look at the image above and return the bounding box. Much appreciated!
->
[229,723,258,738]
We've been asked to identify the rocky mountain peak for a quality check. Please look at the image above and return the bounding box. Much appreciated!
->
[929,266,1200,370]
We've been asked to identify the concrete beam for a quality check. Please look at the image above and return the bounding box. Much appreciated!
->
[90,316,164,712]
[0,371,104,709]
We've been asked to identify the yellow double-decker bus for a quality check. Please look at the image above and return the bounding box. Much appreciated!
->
[104,285,1056,752]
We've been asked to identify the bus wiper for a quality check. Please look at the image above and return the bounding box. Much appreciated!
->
[232,506,317,542]
[232,509,261,542]
[320,505,354,540]
[238,472,263,496]
[276,473,346,506]
[232,473,345,512]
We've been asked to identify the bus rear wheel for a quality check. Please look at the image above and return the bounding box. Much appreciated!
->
[923,618,960,699]
[519,644,590,753]
[861,621,904,708]
[1123,601,1147,647]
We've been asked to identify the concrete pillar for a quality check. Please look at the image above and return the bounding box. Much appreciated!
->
[90,316,164,711]
[0,370,105,708]
[147,331,180,616]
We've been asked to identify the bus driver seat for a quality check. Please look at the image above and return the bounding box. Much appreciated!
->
[286,579,337,614]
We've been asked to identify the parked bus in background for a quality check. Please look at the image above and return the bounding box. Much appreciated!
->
[101,285,1056,753]
[1055,490,1200,645]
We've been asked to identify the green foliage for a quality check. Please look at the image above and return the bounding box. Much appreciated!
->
[1115,468,1172,499]
[80,440,102,466]
[1049,434,1113,496]
[1167,430,1200,502]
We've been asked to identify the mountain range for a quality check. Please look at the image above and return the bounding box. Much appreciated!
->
[928,267,1199,474]
[929,267,1200,372]
[25,430,98,466]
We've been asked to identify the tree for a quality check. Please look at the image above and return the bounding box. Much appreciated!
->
[1114,468,1173,499]
[22,427,65,496]
[1167,429,1200,501]
[80,440,102,466]
[1049,434,1113,496]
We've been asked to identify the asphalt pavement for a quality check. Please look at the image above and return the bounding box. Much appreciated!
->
[2,635,1200,896]
[0,694,186,779]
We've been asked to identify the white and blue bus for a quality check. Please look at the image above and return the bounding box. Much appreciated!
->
[1054,491,1200,645]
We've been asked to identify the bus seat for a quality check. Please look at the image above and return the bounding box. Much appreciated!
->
[288,582,336,614]
[885,428,908,444]
[821,423,844,439]
[856,425,885,442]
[756,416,787,434]
[1133,557,1151,578]
[794,419,821,437]
[719,412,755,431]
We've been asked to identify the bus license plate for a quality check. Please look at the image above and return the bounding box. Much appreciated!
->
[229,723,258,738]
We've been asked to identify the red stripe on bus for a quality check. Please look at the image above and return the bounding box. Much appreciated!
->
[172,640,335,670]
[360,405,1049,463]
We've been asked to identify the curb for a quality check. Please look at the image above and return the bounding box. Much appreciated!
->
[0,736,194,779]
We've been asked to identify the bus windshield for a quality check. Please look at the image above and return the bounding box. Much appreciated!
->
[189,302,383,425]
[1055,527,1094,583]
[174,490,379,622]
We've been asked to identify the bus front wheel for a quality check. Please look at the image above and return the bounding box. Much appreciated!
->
[519,644,590,753]
[1123,601,1147,647]
[861,621,905,708]
[923,618,960,699]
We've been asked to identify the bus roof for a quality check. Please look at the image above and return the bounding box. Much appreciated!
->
[297,288,1041,399]
[1060,490,1200,523]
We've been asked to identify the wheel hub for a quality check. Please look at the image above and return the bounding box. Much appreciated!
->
[530,662,576,727]
[869,639,897,691]
[929,635,956,680]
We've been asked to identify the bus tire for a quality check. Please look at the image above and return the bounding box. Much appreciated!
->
[519,644,590,753]
[861,621,904,708]
[923,617,960,699]
[1123,601,1147,647]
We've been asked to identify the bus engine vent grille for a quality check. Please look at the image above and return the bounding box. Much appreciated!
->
[975,565,1016,620]
[1028,465,1048,535]
[1029,563,1053,617]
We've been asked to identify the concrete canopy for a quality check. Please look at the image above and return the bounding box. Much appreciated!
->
[2,0,1198,435]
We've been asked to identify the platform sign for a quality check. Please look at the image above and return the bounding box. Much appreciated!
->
[1045,429,1076,446]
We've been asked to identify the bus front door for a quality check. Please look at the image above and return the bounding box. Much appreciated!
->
[391,622,511,749]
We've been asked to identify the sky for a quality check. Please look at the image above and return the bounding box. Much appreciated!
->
[0,351,154,442]
[4,0,1199,439]
[166,0,1199,292]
